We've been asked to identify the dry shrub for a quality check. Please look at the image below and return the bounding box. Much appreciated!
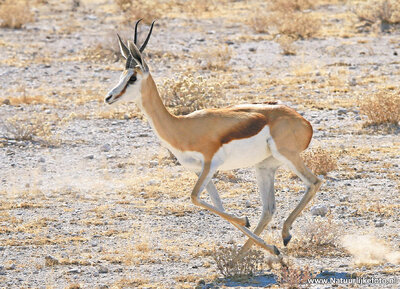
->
[114,0,132,11]
[161,72,223,115]
[200,45,233,71]
[211,243,265,278]
[277,35,297,55]
[270,0,314,12]
[81,43,120,63]
[116,0,163,24]
[360,89,400,126]
[2,113,60,145]
[0,0,34,29]
[273,261,315,288]
[301,147,338,176]
[288,215,342,257]
[249,11,270,33]
[270,11,320,39]
[353,0,400,31]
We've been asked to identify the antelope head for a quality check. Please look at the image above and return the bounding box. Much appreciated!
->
[105,19,155,105]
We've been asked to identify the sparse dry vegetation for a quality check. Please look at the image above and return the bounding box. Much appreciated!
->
[302,147,338,176]
[353,0,400,31]
[288,215,343,257]
[273,261,315,289]
[270,11,321,39]
[2,113,59,145]
[360,89,400,126]
[211,243,265,278]
[0,0,34,29]
[161,72,223,115]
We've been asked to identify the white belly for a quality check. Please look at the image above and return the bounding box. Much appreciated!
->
[165,126,272,173]
[214,125,272,171]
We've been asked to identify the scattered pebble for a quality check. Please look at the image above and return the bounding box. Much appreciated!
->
[67,268,81,274]
[38,157,46,163]
[100,144,111,152]
[98,266,109,274]
[147,179,160,186]
[310,204,328,217]
[375,220,385,227]
[84,154,94,160]
[44,256,59,267]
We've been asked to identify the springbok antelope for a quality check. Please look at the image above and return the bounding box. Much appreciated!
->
[105,20,323,259]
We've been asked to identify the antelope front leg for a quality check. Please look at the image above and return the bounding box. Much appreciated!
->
[191,162,280,256]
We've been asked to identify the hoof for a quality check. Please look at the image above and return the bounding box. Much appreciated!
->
[283,235,292,247]
[245,216,250,228]
[273,245,280,256]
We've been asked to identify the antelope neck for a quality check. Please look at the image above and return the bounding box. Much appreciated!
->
[139,74,180,147]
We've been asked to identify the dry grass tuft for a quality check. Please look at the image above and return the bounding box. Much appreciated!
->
[270,0,314,12]
[2,113,60,145]
[271,11,321,39]
[276,35,297,55]
[359,89,400,126]
[273,261,315,288]
[353,0,400,31]
[200,45,233,71]
[288,215,343,257]
[116,0,162,24]
[248,11,270,33]
[301,147,338,176]
[0,0,34,29]
[211,243,265,278]
[161,72,223,115]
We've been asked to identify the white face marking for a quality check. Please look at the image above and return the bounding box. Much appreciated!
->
[105,70,146,104]
[214,126,272,171]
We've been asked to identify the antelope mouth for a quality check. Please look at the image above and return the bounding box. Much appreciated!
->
[105,85,128,104]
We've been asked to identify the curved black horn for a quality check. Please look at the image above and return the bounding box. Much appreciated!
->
[139,20,156,53]
[134,18,142,45]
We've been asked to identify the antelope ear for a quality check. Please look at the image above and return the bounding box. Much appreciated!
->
[127,40,144,66]
[117,34,129,59]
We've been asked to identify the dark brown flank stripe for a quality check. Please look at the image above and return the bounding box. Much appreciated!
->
[220,115,267,145]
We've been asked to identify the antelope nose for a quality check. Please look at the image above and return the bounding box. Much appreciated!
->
[105,93,113,104]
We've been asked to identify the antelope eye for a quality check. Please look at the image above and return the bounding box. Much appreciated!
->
[128,75,137,84]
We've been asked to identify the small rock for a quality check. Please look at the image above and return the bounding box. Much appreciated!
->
[45,255,59,267]
[245,200,251,208]
[337,109,347,115]
[375,220,385,227]
[249,47,256,52]
[7,264,15,270]
[84,154,94,160]
[310,204,328,217]
[147,179,160,186]
[225,40,234,45]
[99,266,109,274]
[0,246,5,251]
[149,160,158,167]
[38,157,45,163]
[2,99,10,105]
[68,268,81,274]
[101,144,111,152]
[339,196,349,202]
